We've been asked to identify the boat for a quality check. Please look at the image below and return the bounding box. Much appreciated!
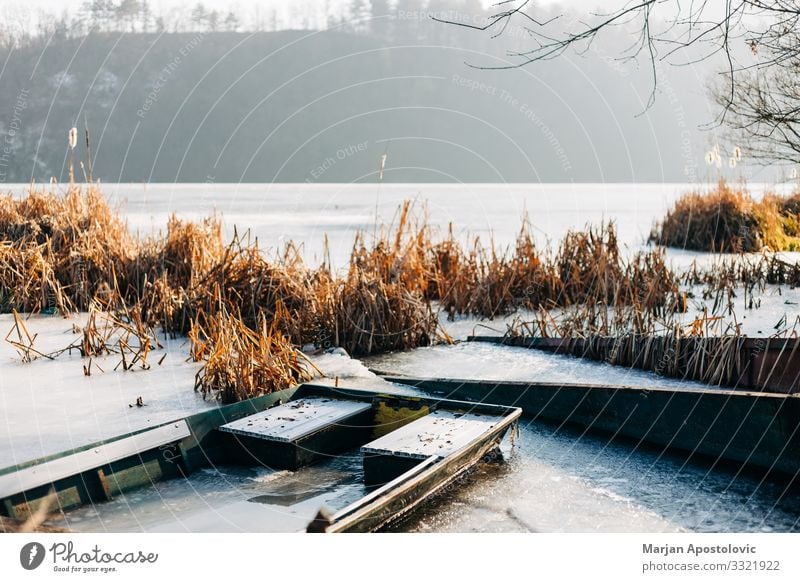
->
[0,383,521,532]
[372,372,800,481]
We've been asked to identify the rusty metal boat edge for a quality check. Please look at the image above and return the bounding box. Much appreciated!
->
[0,383,521,532]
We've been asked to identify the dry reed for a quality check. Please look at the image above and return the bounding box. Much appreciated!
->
[651,180,800,252]
[4,182,791,401]
[189,304,315,403]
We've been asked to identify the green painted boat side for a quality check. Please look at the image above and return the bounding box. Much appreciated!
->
[377,375,800,479]
[0,387,297,518]
[0,382,522,531]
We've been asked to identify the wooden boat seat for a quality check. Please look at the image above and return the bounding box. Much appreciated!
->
[360,410,503,484]
[218,397,374,469]
[219,397,372,443]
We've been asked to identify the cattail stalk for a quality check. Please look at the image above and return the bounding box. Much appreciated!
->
[68,127,78,185]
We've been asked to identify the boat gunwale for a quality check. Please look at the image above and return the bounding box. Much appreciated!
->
[374,373,800,400]
[322,405,521,532]
[0,391,294,476]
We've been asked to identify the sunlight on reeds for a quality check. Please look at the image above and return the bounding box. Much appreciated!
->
[189,304,315,404]
[2,182,796,400]
[651,180,800,252]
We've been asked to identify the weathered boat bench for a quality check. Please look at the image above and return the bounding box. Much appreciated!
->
[218,397,374,469]
[361,410,506,485]
[0,421,190,519]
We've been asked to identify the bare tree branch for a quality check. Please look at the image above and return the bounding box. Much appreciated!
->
[437,0,800,165]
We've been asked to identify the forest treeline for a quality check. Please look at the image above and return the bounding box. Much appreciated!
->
[0,0,718,184]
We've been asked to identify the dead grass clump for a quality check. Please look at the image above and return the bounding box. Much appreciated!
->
[779,191,800,216]
[121,215,224,329]
[334,269,438,356]
[0,241,73,313]
[440,222,557,320]
[214,245,318,342]
[622,249,684,315]
[508,220,560,309]
[325,202,444,352]
[651,180,800,252]
[556,221,622,305]
[461,246,517,318]
[132,274,189,337]
[430,220,558,320]
[651,181,761,252]
[158,232,329,348]
[335,211,441,354]
[0,186,134,312]
[777,191,800,238]
[143,214,224,290]
[189,305,314,404]
[348,201,435,297]
[426,230,474,308]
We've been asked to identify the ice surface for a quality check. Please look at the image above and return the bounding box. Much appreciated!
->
[0,313,214,468]
[3,183,799,532]
[53,455,369,533]
[402,423,800,533]
[367,342,712,389]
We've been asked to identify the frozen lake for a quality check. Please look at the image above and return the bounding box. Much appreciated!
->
[8,181,799,271]
[2,182,799,533]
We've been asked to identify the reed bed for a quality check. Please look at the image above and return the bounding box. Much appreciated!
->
[0,187,446,401]
[430,220,560,319]
[0,186,134,312]
[429,220,682,321]
[650,180,800,252]
[188,305,315,404]
[504,191,800,387]
[505,298,782,387]
[2,183,794,400]
[505,243,800,388]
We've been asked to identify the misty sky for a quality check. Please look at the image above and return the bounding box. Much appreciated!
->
[2,0,577,24]
[0,0,771,183]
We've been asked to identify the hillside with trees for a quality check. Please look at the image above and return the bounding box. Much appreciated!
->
[0,1,721,183]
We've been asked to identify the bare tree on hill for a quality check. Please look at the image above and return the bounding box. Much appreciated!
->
[436,0,800,167]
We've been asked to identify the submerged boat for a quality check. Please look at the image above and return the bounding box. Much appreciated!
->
[373,371,800,481]
[0,383,520,533]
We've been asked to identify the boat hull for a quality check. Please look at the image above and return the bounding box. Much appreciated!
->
[379,375,800,480]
